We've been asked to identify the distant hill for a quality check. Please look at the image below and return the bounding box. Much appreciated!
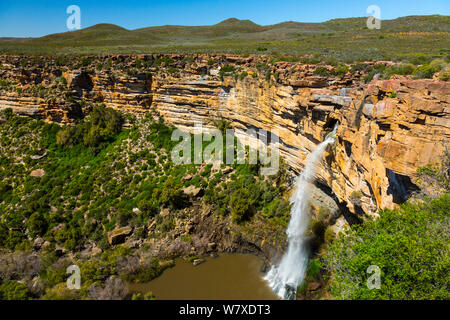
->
[0,15,449,62]
[215,18,261,27]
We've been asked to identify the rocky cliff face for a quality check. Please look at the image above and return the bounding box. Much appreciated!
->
[1,54,449,220]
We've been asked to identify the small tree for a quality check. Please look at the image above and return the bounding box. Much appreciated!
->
[160,179,187,209]
[230,188,255,223]
[26,212,48,237]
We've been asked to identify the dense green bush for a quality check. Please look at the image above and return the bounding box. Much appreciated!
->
[313,67,330,76]
[230,188,256,223]
[26,212,48,237]
[413,64,440,79]
[0,280,31,300]
[323,195,449,300]
[332,64,349,77]
[57,105,123,151]
[160,178,188,209]
[386,63,415,77]
[219,65,236,80]
[440,70,450,81]
[264,198,290,219]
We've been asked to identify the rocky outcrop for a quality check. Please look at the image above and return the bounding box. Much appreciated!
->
[1,54,449,220]
[108,226,133,245]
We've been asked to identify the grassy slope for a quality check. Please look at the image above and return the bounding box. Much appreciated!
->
[0,16,449,62]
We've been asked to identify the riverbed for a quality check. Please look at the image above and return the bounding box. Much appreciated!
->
[129,254,279,300]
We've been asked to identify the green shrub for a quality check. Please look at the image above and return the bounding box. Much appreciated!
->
[385,63,415,78]
[264,198,290,218]
[56,105,123,151]
[311,220,325,239]
[132,292,156,300]
[413,64,440,79]
[313,67,330,76]
[230,188,255,223]
[332,64,350,77]
[0,280,31,300]
[389,91,397,98]
[55,76,67,86]
[26,212,48,237]
[214,119,231,134]
[219,65,236,79]
[439,69,450,81]
[350,190,363,199]
[167,67,178,74]
[160,178,187,209]
[181,234,192,243]
[157,217,175,232]
[154,56,174,66]
[323,195,450,299]
[318,206,331,221]
[239,71,248,80]
[306,258,322,278]
[429,58,447,71]
[324,227,336,245]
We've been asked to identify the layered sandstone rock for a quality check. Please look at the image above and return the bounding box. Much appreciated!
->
[1,55,448,220]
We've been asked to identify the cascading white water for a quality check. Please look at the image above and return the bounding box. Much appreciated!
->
[265,125,338,300]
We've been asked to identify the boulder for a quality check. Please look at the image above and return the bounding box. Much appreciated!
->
[222,166,233,174]
[201,205,212,218]
[308,282,321,291]
[124,239,141,249]
[193,259,206,266]
[182,174,194,182]
[30,152,47,160]
[42,241,51,249]
[91,247,102,256]
[108,226,133,246]
[30,169,45,178]
[183,185,203,197]
[65,70,94,92]
[55,245,67,257]
[160,208,170,217]
[33,237,44,250]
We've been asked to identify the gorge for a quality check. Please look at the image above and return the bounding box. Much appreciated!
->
[0,54,448,300]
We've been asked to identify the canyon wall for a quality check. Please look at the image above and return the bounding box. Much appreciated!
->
[1,54,449,219]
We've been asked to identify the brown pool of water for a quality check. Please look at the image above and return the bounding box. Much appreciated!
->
[128,254,279,300]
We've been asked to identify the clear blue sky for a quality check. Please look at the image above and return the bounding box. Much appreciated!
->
[0,0,449,37]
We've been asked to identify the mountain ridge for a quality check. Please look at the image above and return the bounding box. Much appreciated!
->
[0,15,448,60]
[3,15,449,40]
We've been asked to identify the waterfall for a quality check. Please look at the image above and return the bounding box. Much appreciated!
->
[265,124,338,300]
